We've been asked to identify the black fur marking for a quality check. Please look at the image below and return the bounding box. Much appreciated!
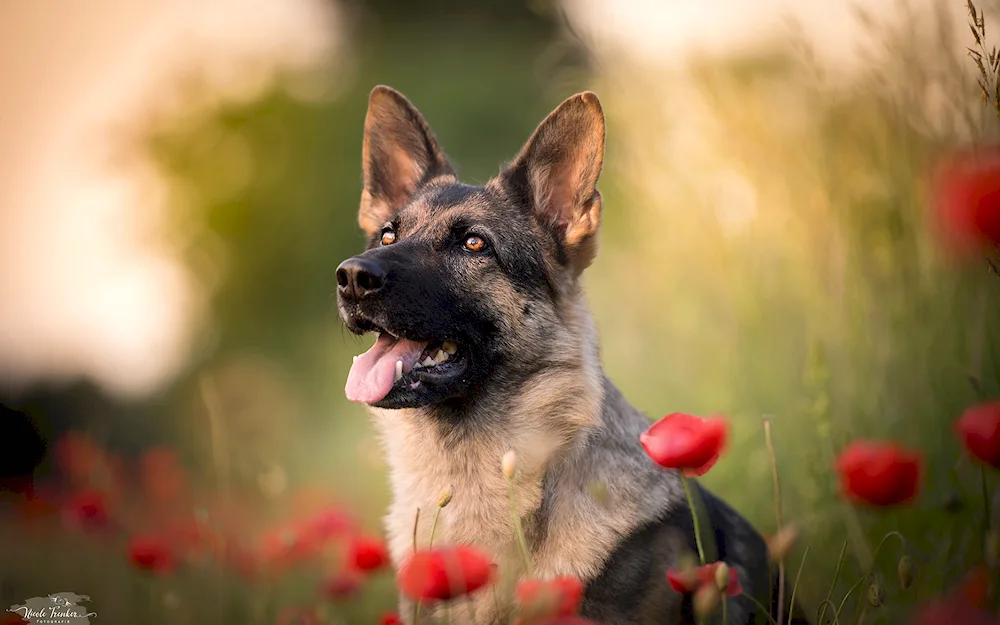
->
[581,506,692,624]
[423,183,482,210]
[582,483,781,625]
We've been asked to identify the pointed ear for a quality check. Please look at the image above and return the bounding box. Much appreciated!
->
[359,85,454,236]
[498,92,605,274]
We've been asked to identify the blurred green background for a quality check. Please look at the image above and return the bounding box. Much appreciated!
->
[2,0,1000,623]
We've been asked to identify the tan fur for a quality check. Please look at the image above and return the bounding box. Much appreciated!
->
[371,289,614,622]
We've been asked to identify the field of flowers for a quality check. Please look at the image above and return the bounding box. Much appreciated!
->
[4,2,1000,625]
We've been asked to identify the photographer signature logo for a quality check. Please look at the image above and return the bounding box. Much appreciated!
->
[8,592,96,624]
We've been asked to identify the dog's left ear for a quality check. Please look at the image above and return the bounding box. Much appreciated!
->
[359,85,454,237]
[499,92,605,274]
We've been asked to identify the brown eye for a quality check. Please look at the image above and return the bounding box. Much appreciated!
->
[381,230,396,246]
[464,235,486,253]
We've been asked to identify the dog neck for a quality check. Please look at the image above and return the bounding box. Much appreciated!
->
[368,291,680,620]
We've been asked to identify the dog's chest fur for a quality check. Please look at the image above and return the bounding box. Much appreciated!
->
[370,377,687,623]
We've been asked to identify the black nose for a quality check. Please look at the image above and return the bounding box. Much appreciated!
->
[336,256,386,299]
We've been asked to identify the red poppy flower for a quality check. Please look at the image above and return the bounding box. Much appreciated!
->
[259,521,326,569]
[379,613,403,625]
[1,614,29,625]
[835,440,922,506]
[515,576,584,617]
[128,534,176,574]
[53,432,104,484]
[320,569,365,600]
[956,402,1000,468]
[302,506,356,542]
[911,566,997,625]
[398,545,494,601]
[349,535,389,571]
[666,561,743,597]
[640,413,729,476]
[139,447,189,505]
[63,488,110,528]
[930,148,1000,257]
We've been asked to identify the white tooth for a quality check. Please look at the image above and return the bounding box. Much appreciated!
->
[434,350,448,364]
[421,356,436,367]
[394,360,403,382]
[442,341,457,355]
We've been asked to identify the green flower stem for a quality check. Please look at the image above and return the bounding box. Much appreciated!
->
[787,546,809,625]
[763,418,787,625]
[814,600,841,625]
[413,506,451,625]
[982,465,992,533]
[428,506,443,549]
[467,597,477,625]
[414,505,446,625]
[743,594,778,625]
[722,595,728,625]
[870,530,906,564]
[506,476,533,574]
[681,475,707,565]
[817,541,848,624]
[835,574,868,621]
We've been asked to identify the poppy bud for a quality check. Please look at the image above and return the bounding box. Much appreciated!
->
[897,555,914,589]
[868,580,885,607]
[437,485,454,509]
[502,451,518,480]
[767,525,799,563]
[715,562,730,592]
[694,584,721,617]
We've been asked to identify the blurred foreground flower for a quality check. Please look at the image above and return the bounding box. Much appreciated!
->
[515,576,584,618]
[911,565,997,625]
[139,447,189,506]
[956,402,1000,468]
[766,524,799,563]
[319,569,364,600]
[397,545,494,601]
[930,147,1000,257]
[667,561,742,597]
[835,441,922,506]
[348,535,389,571]
[640,413,729,476]
[379,613,402,625]
[128,534,176,575]
[63,488,111,529]
[53,432,105,484]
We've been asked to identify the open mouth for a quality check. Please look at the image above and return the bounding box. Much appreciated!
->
[345,327,467,405]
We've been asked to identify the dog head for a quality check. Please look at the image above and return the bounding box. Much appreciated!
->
[337,86,605,411]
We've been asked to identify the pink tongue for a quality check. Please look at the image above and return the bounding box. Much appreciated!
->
[345,334,427,404]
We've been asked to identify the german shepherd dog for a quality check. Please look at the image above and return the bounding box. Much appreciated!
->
[336,86,793,624]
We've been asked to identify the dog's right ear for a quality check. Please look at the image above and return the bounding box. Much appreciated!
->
[359,86,454,237]
[496,92,605,276]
